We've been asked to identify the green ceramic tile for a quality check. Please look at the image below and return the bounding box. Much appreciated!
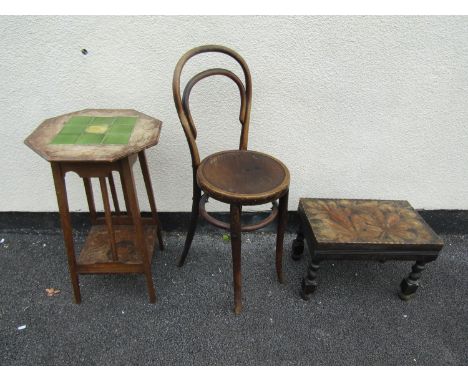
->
[114,116,137,125]
[68,116,94,125]
[84,124,110,134]
[102,133,131,144]
[111,121,134,129]
[75,133,105,144]
[50,134,80,144]
[92,117,115,125]
[50,115,138,145]
[59,124,88,134]
[109,124,134,134]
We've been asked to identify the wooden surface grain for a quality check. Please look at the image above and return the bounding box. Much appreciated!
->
[300,198,444,246]
[24,109,162,162]
[78,225,157,265]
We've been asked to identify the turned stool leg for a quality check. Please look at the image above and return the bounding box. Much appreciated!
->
[275,191,289,284]
[292,232,305,261]
[301,259,320,300]
[399,261,426,301]
[230,204,242,314]
[51,163,81,304]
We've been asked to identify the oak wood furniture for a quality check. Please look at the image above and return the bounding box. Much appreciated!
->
[292,198,444,300]
[24,109,164,303]
[173,45,290,314]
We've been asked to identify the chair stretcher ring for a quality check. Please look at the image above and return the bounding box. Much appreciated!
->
[199,193,278,232]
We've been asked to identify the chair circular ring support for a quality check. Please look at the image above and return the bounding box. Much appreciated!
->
[199,193,279,232]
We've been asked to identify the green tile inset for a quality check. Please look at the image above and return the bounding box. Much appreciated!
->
[109,124,134,134]
[68,116,94,125]
[75,133,105,144]
[114,116,137,125]
[92,117,115,125]
[85,125,109,134]
[50,115,137,145]
[102,133,131,145]
[59,124,88,134]
[50,134,80,144]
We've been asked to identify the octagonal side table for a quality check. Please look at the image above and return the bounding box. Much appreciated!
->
[24,109,164,303]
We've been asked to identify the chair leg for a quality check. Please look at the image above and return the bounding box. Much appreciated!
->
[178,184,201,267]
[230,203,242,315]
[275,191,289,284]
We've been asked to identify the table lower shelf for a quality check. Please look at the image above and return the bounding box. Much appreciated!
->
[77,224,157,274]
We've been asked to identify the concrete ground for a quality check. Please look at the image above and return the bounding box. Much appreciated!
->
[0,228,466,365]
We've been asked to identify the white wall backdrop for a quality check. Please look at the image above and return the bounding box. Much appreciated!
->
[1,16,467,212]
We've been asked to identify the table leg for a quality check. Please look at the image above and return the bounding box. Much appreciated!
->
[83,177,97,224]
[292,222,305,261]
[230,203,242,315]
[301,258,320,300]
[138,151,164,250]
[275,191,289,284]
[107,173,121,216]
[399,261,426,301]
[51,162,81,304]
[120,156,156,303]
[99,177,118,261]
[119,171,131,216]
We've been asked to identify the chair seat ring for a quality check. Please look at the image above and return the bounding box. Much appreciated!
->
[199,193,278,232]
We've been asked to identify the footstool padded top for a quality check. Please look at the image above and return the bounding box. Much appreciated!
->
[299,198,443,250]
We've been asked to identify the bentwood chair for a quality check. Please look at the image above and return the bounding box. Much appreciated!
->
[173,45,290,314]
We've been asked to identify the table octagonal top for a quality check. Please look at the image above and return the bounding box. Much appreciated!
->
[24,109,162,162]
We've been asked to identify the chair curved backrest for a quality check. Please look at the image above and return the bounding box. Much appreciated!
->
[172,45,252,170]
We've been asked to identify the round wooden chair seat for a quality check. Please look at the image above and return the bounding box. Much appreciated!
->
[197,150,290,205]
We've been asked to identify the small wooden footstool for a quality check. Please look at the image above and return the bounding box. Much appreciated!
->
[292,198,444,301]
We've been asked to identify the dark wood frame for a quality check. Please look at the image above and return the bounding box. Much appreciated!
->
[173,45,290,314]
[292,201,443,301]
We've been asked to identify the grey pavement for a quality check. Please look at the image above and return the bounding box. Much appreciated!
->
[0,228,466,365]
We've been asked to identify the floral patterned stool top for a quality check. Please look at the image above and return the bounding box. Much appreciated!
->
[292,198,444,301]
